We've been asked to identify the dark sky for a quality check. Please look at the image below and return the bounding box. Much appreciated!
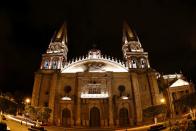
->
[0,0,196,95]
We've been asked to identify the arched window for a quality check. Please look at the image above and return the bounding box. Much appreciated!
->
[131,59,137,68]
[52,58,59,69]
[44,60,49,69]
[52,61,58,69]
[140,58,146,68]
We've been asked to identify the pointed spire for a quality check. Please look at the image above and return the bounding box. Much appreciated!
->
[121,21,150,69]
[52,22,68,45]
[122,21,138,43]
[47,22,69,54]
[41,22,69,70]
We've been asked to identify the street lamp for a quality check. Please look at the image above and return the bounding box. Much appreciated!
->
[25,98,31,105]
[25,98,31,126]
[160,98,165,104]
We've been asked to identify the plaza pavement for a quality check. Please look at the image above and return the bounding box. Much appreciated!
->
[3,117,170,131]
[2,119,29,131]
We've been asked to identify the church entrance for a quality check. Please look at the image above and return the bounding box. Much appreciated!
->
[119,108,129,127]
[90,107,100,127]
[62,108,71,127]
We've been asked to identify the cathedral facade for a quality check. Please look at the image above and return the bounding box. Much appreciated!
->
[31,22,169,128]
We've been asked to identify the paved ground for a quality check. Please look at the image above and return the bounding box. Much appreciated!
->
[2,119,30,131]
[3,118,170,131]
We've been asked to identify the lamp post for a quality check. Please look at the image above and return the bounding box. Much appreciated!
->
[25,98,31,126]
[160,97,169,127]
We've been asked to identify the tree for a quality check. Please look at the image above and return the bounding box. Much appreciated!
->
[175,93,196,120]
[118,85,125,97]
[143,104,167,123]
[4,92,12,100]
[0,97,17,115]
[25,105,37,120]
[25,106,52,123]
[13,91,26,115]
[0,98,9,113]
[39,107,52,123]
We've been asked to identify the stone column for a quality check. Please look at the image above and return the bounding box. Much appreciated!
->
[168,89,175,118]
[49,57,53,69]
[31,72,42,106]
[107,74,114,127]
[48,72,58,125]
[76,78,81,126]
[130,72,142,125]
[147,72,161,105]
[109,97,114,126]
[101,120,104,127]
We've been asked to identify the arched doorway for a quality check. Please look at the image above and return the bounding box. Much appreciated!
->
[119,108,129,127]
[90,107,100,127]
[62,108,71,127]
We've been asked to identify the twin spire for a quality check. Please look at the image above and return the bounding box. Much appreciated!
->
[47,21,141,55]
[46,22,68,55]
[41,21,149,70]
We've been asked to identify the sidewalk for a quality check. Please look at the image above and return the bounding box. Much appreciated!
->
[2,119,30,131]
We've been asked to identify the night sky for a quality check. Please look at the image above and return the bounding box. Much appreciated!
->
[0,0,196,95]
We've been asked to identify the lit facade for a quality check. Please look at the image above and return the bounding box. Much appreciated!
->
[31,22,193,128]
[161,74,195,118]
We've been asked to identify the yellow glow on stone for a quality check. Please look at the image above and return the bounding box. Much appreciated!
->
[160,98,165,103]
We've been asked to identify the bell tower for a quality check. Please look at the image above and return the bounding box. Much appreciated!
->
[40,22,68,70]
[122,21,150,69]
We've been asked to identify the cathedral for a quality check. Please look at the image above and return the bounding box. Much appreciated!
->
[31,22,194,128]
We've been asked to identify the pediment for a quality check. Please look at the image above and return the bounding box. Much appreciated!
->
[62,59,128,73]
[170,79,189,87]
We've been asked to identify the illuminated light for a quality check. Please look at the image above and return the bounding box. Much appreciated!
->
[25,98,30,104]
[160,98,165,103]
[61,96,71,101]
[81,93,109,98]
[121,96,129,100]
[170,79,189,87]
